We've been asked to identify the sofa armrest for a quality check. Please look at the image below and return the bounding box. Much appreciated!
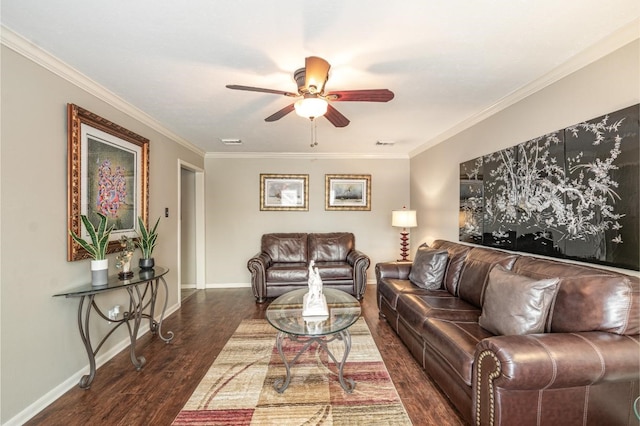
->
[375,261,412,281]
[346,249,370,300]
[473,332,640,424]
[247,252,272,302]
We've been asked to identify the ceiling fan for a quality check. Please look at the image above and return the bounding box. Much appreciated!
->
[226,56,394,127]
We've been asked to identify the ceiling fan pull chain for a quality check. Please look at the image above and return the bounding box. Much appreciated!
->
[310,118,318,147]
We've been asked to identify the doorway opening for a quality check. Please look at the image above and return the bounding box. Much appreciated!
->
[178,160,205,303]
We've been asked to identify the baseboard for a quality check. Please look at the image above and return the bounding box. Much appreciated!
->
[4,301,181,426]
[205,282,251,289]
[181,283,197,289]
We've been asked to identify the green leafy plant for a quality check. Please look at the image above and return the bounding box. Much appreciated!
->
[69,213,114,260]
[136,216,160,259]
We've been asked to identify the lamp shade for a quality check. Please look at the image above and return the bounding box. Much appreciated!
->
[392,209,417,228]
[294,97,328,118]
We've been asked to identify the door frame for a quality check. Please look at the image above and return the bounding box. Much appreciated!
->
[177,160,205,303]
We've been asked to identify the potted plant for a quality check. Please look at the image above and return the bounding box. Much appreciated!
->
[136,216,160,269]
[69,212,114,286]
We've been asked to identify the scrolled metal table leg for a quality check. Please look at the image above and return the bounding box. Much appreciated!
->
[319,330,355,392]
[155,276,174,342]
[126,286,146,371]
[273,333,320,393]
[273,331,291,393]
[335,330,355,392]
[77,295,96,389]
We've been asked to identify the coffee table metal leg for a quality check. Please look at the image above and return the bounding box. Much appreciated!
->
[273,330,355,394]
[322,330,355,393]
[273,331,292,393]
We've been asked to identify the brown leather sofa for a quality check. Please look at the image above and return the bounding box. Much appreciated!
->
[247,232,370,302]
[376,240,640,425]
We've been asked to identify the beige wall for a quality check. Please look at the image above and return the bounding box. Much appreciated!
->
[205,156,411,285]
[0,46,204,423]
[410,39,640,276]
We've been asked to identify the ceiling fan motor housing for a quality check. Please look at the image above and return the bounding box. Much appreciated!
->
[294,68,308,93]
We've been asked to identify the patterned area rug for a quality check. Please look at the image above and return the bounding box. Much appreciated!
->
[172,318,411,425]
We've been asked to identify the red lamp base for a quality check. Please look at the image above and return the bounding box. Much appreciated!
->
[398,231,410,261]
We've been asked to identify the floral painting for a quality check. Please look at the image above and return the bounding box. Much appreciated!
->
[459,104,639,271]
[67,104,149,261]
[88,137,136,230]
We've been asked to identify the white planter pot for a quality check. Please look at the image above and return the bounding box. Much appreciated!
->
[91,259,109,286]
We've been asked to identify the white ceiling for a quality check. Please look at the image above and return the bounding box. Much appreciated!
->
[2,1,639,155]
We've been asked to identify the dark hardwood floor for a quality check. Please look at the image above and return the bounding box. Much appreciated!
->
[26,285,466,425]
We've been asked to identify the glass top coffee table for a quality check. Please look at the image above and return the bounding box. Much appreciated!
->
[266,288,361,393]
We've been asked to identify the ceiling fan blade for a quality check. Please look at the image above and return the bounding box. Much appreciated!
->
[265,103,295,122]
[324,104,350,127]
[325,89,394,102]
[305,56,330,93]
[226,84,297,97]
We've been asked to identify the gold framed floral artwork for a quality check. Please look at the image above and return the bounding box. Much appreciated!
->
[67,104,149,261]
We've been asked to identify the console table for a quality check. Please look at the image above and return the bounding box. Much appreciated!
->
[53,267,174,389]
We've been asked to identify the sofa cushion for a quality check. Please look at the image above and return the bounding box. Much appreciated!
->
[422,319,493,386]
[479,265,560,336]
[309,233,354,262]
[430,240,472,296]
[377,278,435,310]
[512,256,640,335]
[262,233,308,263]
[457,247,519,308]
[313,261,352,280]
[397,292,481,333]
[265,262,307,282]
[408,246,448,289]
[551,275,640,335]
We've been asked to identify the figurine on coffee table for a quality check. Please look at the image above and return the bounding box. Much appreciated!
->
[303,260,328,318]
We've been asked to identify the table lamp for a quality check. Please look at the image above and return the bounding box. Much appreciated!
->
[392,207,417,261]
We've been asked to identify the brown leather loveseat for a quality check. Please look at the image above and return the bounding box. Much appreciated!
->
[376,239,640,425]
[248,232,370,302]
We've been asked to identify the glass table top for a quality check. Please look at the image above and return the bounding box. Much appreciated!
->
[266,288,361,336]
[53,267,169,297]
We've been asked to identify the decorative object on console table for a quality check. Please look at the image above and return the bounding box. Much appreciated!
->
[68,213,114,286]
[136,216,160,270]
[392,207,417,261]
[116,236,135,279]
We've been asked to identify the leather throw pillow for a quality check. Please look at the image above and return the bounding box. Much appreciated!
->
[408,246,448,290]
[479,265,560,335]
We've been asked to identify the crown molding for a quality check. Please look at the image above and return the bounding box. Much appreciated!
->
[1,25,205,157]
[409,18,640,158]
[205,151,409,160]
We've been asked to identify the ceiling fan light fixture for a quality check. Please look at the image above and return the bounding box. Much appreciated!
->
[294,96,328,119]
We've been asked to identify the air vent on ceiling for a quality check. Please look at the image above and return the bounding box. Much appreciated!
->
[376,140,395,146]
[220,138,242,145]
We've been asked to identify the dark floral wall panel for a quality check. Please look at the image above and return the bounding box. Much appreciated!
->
[564,104,639,270]
[513,132,567,257]
[483,147,518,250]
[459,158,483,244]
[459,104,639,271]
